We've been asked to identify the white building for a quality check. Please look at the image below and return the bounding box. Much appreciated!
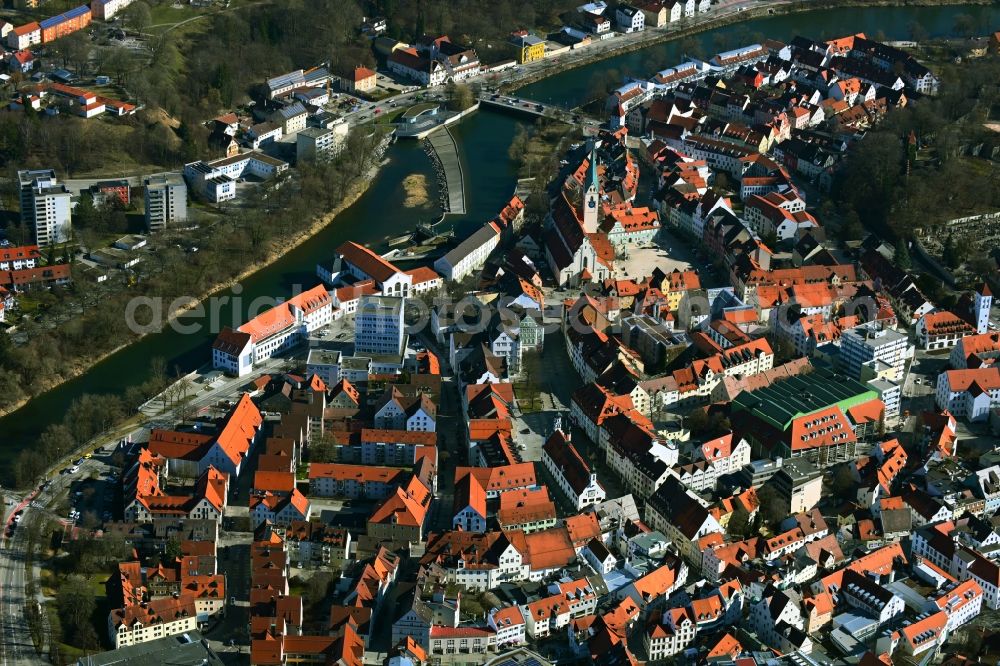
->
[296,124,348,163]
[18,169,71,246]
[108,596,198,649]
[840,322,909,382]
[144,173,187,233]
[183,151,289,203]
[355,295,405,357]
[434,222,501,282]
[541,430,606,510]
[936,368,1000,422]
[488,606,526,649]
[320,241,414,298]
[91,0,134,19]
[212,284,333,376]
[615,4,645,32]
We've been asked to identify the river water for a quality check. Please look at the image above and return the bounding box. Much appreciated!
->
[1,3,997,455]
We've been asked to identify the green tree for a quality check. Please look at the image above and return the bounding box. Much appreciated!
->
[893,239,912,270]
[73,193,99,231]
[840,208,863,241]
[123,1,152,34]
[164,536,182,560]
[56,576,97,644]
[756,483,788,526]
[942,233,964,269]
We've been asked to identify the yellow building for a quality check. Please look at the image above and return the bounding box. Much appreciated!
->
[511,33,545,64]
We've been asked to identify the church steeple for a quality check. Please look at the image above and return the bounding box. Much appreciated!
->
[582,146,600,234]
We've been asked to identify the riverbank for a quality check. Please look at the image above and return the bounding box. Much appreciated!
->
[0,145,391,421]
[507,0,993,95]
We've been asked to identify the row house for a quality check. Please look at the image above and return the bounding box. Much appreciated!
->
[308,463,409,499]
[521,578,598,639]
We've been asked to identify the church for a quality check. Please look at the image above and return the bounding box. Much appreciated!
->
[544,148,616,287]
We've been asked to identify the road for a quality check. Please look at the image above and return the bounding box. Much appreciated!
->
[338,0,798,128]
[0,448,116,666]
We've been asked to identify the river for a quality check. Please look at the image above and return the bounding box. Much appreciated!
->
[1,3,997,456]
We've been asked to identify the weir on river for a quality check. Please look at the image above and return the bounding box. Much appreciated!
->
[425,127,467,215]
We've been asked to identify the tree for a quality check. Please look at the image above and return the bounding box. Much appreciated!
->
[164,536,182,560]
[123,1,152,34]
[942,233,964,269]
[727,508,753,539]
[893,239,912,270]
[447,83,475,112]
[56,576,97,644]
[508,125,530,164]
[756,483,788,526]
[72,193,99,231]
[907,21,929,43]
[840,208,863,241]
[953,14,976,38]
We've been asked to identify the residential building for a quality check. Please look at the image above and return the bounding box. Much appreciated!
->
[840,322,909,381]
[144,174,188,233]
[7,22,40,50]
[615,4,645,32]
[541,429,606,510]
[18,169,71,246]
[39,6,90,44]
[296,124,348,163]
[771,458,823,514]
[509,32,545,63]
[936,368,1000,422]
[355,295,405,357]
[91,0,134,19]
[108,595,198,649]
[308,464,408,499]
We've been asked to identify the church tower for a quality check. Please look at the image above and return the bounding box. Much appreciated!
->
[582,147,600,234]
[975,282,993,334]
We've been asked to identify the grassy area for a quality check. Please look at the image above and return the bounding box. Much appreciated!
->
[148,3,207,27]
[401,102,438,120]
[375,107,407,125]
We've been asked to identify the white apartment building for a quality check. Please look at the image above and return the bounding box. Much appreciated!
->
[0,245,40,272]
[296,123,348,163]
[108,596,199,649]
[18,169,71,246]
[615,4,645,32]
[91,0,134,19]
[841,322,909,382]
[144,173,187,233]
[936,368,1000,422]
[355,295,405,357]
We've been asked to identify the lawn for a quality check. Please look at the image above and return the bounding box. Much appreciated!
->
[148,3,206,28]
